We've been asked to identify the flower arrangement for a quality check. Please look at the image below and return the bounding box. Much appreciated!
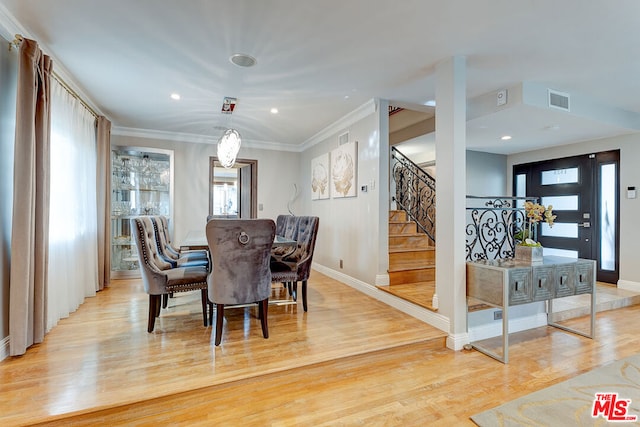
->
[515,201,556,246]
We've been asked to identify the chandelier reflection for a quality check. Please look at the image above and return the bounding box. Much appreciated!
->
[217,128,242,168]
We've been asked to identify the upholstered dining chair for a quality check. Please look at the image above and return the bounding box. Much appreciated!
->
[206,218,276,346]
[270,216,319,312]
[151,216,208,268]
[271,215,299,262]
[131,217,209,333]
[158,215,208,261]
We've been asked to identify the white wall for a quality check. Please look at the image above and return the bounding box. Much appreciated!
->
[507,133,640,285]
[300,110,384,285]
[111,134,300,244]
[466,150,507,196]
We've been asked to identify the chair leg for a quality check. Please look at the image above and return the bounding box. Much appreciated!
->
[162,294,169,309]
[155,295,162,317]
[214,304,225,346]
[147,295,159,333]
[200,289,208,327]
[208,301,214,326]
[292,281,298,302]
[302,280,308,312]
[259,299,269,339]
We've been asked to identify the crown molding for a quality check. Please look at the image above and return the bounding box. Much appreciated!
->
[299,98,377,151]
[111,126,301,152]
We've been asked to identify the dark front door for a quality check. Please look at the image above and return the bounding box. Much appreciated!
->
[514,150,619,283]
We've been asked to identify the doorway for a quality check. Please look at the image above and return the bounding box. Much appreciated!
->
[513,150,620,283]
[209,157,257,219]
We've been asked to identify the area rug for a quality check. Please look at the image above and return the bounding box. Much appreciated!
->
[471,353,640,426]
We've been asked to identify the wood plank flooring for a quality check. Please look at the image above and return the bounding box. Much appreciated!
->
[0,271,445,426]
[3,271,640,426]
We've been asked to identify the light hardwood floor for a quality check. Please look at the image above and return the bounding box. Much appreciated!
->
[3,271,640,426]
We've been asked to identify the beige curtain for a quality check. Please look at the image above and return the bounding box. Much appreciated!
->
[9,38,52,356]
[96,116,111,290]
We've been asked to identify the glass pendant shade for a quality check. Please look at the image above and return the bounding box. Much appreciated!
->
[217,128,242,168]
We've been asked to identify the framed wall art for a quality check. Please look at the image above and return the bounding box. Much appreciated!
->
[330,140,357,198]
[311,153,330,200]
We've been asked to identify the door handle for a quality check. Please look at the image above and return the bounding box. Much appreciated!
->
[578,222,591,228]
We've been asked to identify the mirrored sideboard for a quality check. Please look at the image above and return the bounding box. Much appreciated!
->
[466,256,596,363]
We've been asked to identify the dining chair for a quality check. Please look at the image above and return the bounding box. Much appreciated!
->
[158,215,208,261]
[206,218,276,346]
[270,216,319,312]
[272,215,299,262]
[131,216,209,332]
[151,216,209,268]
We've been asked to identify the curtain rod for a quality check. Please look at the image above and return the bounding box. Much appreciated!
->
[9,33,99,119]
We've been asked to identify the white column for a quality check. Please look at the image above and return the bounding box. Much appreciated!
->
[434,56,468,350]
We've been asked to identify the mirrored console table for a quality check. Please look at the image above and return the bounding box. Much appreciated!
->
[466,256,596,363]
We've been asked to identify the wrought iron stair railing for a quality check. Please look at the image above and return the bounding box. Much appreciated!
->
[465,195,539,261]
[391,146,435,243]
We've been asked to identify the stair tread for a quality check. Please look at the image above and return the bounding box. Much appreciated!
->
[389,247,435,253]
[389,232,427,238]
[389,262,435,273]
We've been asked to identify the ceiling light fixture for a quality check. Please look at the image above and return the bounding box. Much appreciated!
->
[270,107,279,114]
[170,93,181,100]
[230,53,257,68]
[217,129,242,168]
[217,97,241,168]
[501,135,512,141]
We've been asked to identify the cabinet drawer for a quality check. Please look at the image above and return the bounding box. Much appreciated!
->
[508,268,532,305]
[555,264,576,297]
[575,261,594,295]
[532,265,555,301]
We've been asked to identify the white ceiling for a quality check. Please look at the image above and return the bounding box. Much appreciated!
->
[1,0,639,154]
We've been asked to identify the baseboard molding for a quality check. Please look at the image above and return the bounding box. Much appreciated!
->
[446,332,469,351]
[468,313,548,342]
[312,263,450,333]
[618,280,640,293]
[375,273,389,286]
[0,336,9,362]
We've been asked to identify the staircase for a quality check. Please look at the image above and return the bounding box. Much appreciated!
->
[380,209,436,311]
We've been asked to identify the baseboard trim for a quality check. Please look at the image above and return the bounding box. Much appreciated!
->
[618,280,640,293]
[447,332,469,351]
[0,336,9,361]
[312,263,449,333]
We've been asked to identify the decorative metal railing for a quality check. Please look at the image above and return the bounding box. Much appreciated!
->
[465,195,538,261]
[391,146,436,243]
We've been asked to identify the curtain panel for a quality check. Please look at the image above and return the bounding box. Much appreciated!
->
[96,116,111,290]
[47,79,100,330]
[9,38,52,356]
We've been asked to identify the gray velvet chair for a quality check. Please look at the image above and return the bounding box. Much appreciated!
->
[272,214,298,262]
[131,217,209,333]
[270,216,319,312]
[151,216,208,268]
[158,215,208,261]
[206,218,276,346]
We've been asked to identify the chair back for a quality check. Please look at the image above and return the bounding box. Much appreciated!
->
[152,216,180,261]
[131,216,173,294]
[291,216,319,281]
[206,219,276,305]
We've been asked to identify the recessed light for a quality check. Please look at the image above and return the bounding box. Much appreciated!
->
[344,95,350,100]
[501,135,512,141]
[270,108,278,114]
[230,53,257,67]
[170,93,181,100]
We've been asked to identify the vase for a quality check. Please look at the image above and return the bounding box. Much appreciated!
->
[515,245,543,263]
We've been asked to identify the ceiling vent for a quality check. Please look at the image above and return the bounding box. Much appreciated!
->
[548,89,570,112]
